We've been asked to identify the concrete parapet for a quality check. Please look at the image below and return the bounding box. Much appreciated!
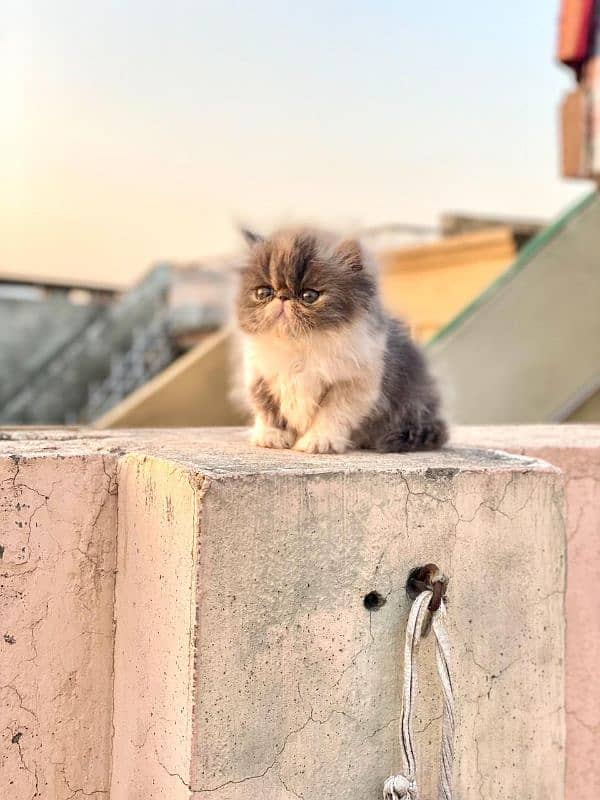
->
[455,425,600,800]
[0,428,574,799]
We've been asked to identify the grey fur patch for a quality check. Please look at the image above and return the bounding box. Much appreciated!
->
[356,319,448,452]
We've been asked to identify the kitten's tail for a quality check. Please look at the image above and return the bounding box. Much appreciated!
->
[376,418,448,453]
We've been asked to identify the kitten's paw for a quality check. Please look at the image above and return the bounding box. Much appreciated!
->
[251,425,295,449]
[294,431,349,454]
[377,418,448,453]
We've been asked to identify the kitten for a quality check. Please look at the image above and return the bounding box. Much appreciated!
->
[235,226,448,454]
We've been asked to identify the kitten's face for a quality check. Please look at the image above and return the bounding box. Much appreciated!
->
[236,228,377,337]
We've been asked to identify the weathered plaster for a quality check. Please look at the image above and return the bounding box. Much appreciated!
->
[101,432,566,800]
[110,456,201,800]
[0,427,575,799]
[454,425,600,800]
[0,451,118,799]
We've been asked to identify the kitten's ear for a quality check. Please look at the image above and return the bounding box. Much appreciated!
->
[240,227,264,247]
[336,238,363,272]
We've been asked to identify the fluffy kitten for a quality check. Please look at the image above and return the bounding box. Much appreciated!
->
[235,226,447,454]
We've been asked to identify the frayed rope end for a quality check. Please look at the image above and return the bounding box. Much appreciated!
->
[382,774,418,799]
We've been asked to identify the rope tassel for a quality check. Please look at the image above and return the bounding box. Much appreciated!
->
[382,774,418,799]
[383,567,455,800]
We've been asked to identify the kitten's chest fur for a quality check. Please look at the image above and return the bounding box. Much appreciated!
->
[244,323,384,433]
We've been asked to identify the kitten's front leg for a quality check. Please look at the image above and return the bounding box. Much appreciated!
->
[294,427,349,454]
[251,414,295,449]
[249,377,296,449]
[294,378,378,454]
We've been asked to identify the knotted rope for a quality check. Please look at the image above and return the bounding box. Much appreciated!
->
[383,565,455,800]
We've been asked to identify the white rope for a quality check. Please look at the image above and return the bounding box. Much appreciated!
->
[383,586,455,800]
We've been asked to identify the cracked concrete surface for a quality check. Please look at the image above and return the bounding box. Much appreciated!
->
[1,451,118,800]
[455,425,600,800]
[105,431,565,800]
[0,428,572,799]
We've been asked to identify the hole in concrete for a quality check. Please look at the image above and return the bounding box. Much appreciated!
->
[363,591,386,611]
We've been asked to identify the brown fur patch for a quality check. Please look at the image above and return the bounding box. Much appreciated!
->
[251,377,289,431]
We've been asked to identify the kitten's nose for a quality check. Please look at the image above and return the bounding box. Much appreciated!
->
[276,290,290,301]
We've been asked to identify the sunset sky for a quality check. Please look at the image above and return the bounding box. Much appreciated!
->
[1,0,593,287]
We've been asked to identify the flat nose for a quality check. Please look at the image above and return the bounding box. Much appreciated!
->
[276,290,290,301]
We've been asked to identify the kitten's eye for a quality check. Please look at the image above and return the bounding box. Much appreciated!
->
[301,289,320,304]
[255,286,274,301]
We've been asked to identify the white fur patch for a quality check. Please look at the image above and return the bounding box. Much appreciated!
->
[242,317,385,443]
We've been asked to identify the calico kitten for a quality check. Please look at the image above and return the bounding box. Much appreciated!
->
[235,226,447,454]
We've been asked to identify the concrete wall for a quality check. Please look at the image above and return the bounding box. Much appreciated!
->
[0,441,118,798]
[109,437,565,800]
[379,227,516,342]
[95,330,244,429]
[2,266,172,426]
[567,388,600,422]
[111,455,199,799]
[428,192,600,423]
[0,427,586,799]
[0,295,102,413]
[454,425,600,800]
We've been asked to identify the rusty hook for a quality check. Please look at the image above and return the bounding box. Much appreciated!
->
[406,562,449,613]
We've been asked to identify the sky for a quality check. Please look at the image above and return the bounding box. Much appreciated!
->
[0,0,594,287]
